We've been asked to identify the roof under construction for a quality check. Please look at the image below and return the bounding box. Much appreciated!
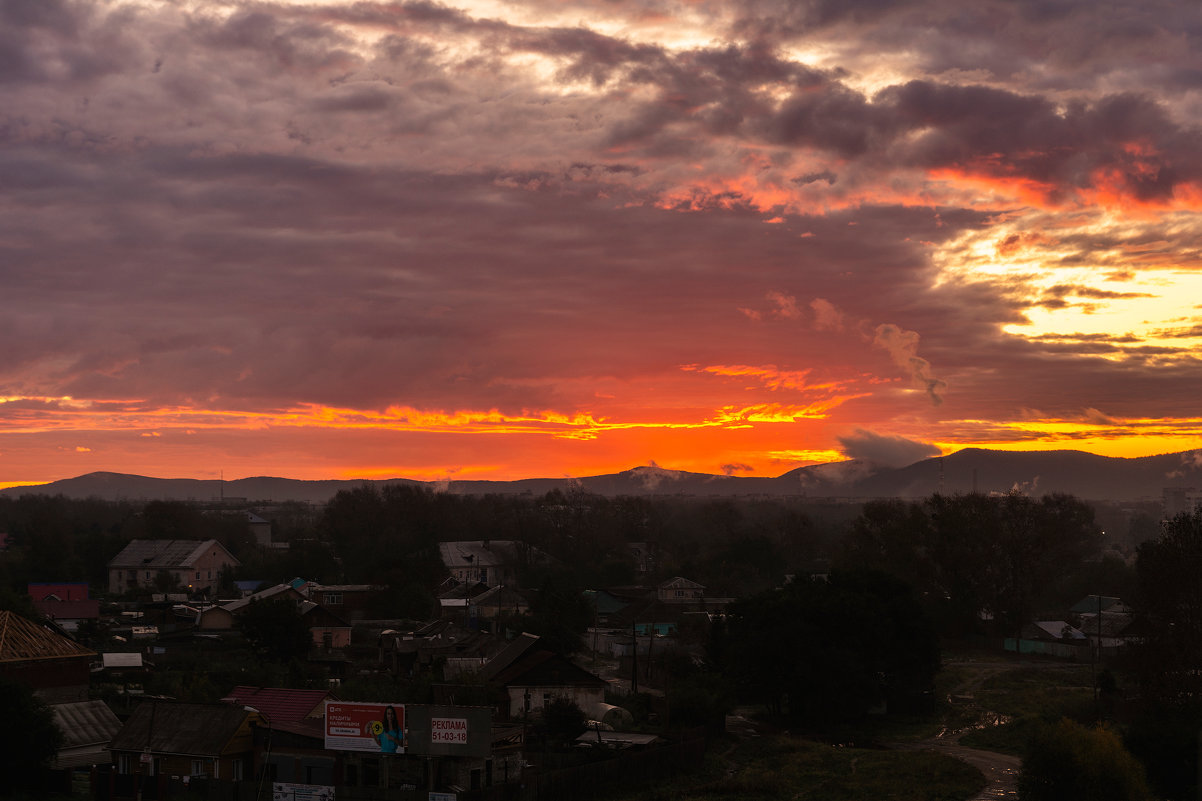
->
[0,610,95,664]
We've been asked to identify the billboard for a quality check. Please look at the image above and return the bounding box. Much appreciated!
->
[323,702,406,754]
[404,705,493,758]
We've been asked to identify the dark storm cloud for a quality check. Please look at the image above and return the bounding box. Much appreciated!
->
[3,0,1202,484]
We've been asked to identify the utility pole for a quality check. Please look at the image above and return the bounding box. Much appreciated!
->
[631,621,639,694]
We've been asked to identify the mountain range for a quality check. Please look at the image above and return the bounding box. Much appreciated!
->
[3,448,1201,504]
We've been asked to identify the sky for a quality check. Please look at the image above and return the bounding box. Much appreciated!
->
[3,0,1202,487]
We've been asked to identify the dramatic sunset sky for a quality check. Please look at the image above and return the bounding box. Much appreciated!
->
[3,0,1202,487]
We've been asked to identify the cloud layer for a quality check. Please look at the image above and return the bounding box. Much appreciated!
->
[2,0,1202,483]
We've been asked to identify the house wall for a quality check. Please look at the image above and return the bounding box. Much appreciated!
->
[108,544,237,595]
[657,585,703,604]
[199,608,235,630]
[310,626,352,648]
[1,655,91,702]
[504,685,605,720]
[442,753,522,791]
[112,751,249,781]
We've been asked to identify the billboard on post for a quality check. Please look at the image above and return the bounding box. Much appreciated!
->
[323,701,406,754]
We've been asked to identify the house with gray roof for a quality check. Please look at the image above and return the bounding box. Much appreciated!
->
[51,700,123,770]
[439,540,552,588]
[107,539,239,595]
[106,701,259,782]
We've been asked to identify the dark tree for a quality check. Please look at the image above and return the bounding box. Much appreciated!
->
[237,598,311,663]
[517,571,594,655]
[842,492,1101,636]
[718,569,939,725]
[541,696,587,745]
[0,676,63,795]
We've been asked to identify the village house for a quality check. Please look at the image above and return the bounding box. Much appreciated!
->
[438,582,529,632]
[105,701,261,794]
[304,582,382,621]
[197,582,306,630]
[107,539,239,595]
[439,540,552,587]
[50,700,123,773]
[482,633,608,721]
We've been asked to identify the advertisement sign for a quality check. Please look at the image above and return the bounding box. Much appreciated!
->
[324,702,406,753]
[404,705,493,758]
[273,783,334,801]
[430,718,469,745]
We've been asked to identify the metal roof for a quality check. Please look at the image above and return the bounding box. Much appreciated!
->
[108,702,252,756]
[53,701,123,749]
[219,686,335,725]
[52,700,123,769]
[108,539,240,570]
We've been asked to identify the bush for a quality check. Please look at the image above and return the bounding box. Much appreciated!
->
[1018,718,1151,801]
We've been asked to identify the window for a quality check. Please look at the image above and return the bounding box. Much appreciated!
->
[231,759,243,781]
[191,760,206,777]
[118,755,133,775]
[542,693,551,708]
[325,593,343,605]
[195,572,201,580]
[479,568,488,584]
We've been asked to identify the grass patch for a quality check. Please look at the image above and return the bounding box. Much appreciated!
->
[958,664,1098,755]
[609,735,985,801]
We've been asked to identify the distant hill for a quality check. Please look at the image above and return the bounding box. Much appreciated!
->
[4,448,1200,503]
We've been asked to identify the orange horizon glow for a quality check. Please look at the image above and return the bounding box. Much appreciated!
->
[5,391,1202,486]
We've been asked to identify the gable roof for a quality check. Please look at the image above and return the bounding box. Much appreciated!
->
[220,686,335,725]
[1070,595,1128,614]
[658,576,704,591]
[0,610,95,663]
[53,700,123,750]
[488,649,607,689]
[440,541,521,570]
[108,702,252,756]
[108,539,239,570]
[481,632,543,682]
[218,583,304,614]
[52,700,123,769]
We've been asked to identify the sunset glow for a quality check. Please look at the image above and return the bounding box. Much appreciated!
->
[2,0,1201,486]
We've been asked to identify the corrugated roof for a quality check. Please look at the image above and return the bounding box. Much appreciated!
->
[481,633,542,682]
[108,539,239,570]
[0,610,95,663]
[53,700,123,749]
[108,702,251,756]
[52,700,123,769]
[219,686,335,725]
